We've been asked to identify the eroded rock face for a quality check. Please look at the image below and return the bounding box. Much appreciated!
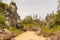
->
[4,2,20,27]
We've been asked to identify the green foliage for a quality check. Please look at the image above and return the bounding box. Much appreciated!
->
[0,2,9,24]
[41,26,53,34]
[22,16,33,24]
[6,26,21,35]
[0,2,10,11]
[41,25,60,34]
[0,13,4,24]
[52,25,60,31]
[55,11,60,25]
[20,15,41,29]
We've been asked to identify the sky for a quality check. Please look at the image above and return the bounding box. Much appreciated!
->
[3,0,58,19]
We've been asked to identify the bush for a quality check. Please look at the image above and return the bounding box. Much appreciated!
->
[0,13,4,24]
[6,26,21,35]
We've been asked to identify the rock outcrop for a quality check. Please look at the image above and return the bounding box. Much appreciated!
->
[0,28,13,40]
[4,2,20,27]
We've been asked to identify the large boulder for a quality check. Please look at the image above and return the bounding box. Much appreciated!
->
[0,28,13,40]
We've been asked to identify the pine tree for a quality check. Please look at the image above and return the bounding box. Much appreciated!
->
[57,0,60,13]
[55,0,60,25]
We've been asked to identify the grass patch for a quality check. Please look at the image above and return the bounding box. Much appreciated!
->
[41,26,53,34]
[6,26,21,35]
[52,25,60,32]
[41,25,60,34]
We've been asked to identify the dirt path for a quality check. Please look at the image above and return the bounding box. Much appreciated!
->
[13,31,50,40]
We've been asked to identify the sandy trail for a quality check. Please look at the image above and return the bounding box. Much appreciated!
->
[13,31,50,40]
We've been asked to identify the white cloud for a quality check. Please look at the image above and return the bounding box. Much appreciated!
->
[3,0,58,19]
